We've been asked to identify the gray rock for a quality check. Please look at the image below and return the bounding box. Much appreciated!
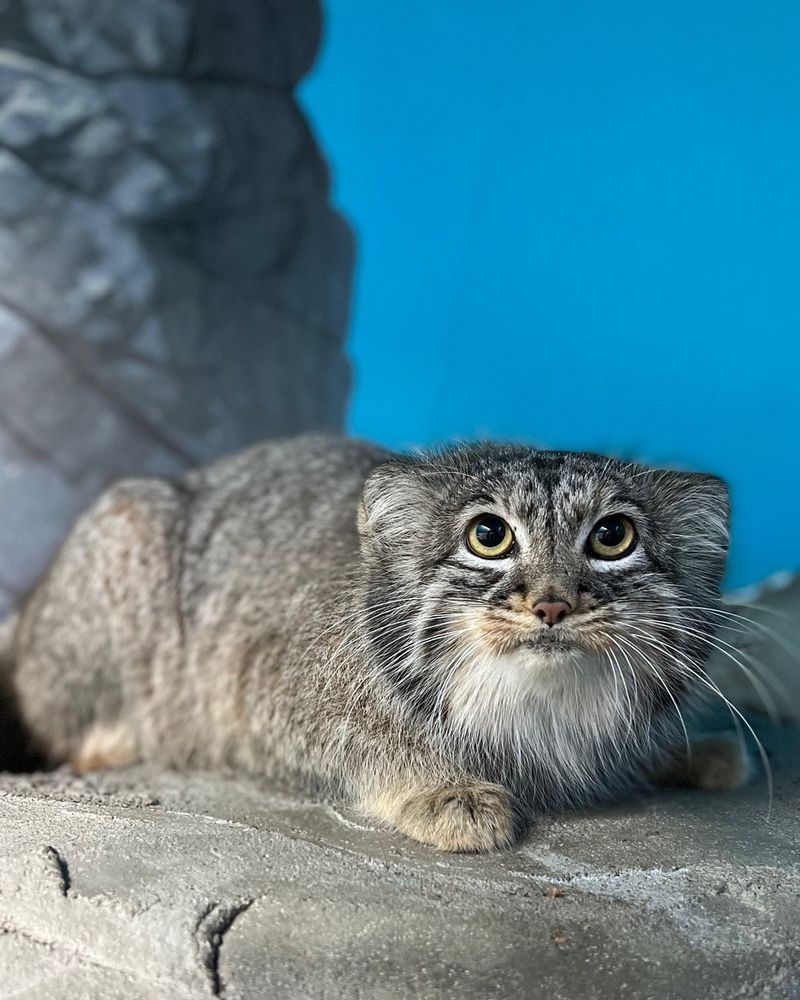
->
[19,0,193,76]
[187,0,323,89]
[0,51,105,147]
[16,0,322,88]
[0,1,352,618]
[0,724,797,998]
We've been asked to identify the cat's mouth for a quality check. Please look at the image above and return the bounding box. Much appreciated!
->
[487,618,586,654]
[506,632,608,681]
[464,607,605,660]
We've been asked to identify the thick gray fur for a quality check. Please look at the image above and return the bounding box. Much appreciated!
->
[2,435,738,851]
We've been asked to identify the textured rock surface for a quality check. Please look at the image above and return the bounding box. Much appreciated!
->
[0,576,797,999]
[0,726,797,999]
[0,0,352,617]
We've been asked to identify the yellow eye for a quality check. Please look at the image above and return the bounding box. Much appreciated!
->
[587,515,637,560]
[466,514,515,559]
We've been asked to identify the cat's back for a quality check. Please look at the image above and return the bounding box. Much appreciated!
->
[186,434,390,506]
[178,435,392,617]
[184,434,390,547]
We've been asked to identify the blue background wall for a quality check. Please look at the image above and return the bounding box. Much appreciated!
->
[301,1,800,588]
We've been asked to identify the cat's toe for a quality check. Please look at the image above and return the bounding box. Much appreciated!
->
[394,782,518,852]
[690,736,751,790]
[655,735,751,791]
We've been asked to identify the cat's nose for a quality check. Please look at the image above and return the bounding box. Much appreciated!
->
[532,598,572,627]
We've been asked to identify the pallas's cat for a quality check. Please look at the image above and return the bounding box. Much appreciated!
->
[3,436,747,851]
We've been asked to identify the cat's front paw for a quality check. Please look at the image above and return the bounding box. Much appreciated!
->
[389,781,518,852]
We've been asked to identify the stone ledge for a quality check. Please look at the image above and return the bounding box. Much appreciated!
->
[0,719,797,999]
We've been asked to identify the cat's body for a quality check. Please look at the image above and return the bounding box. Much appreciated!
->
[3,435,746,850]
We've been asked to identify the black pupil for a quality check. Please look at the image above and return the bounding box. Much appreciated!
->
[475,517,506,548]
[595,518,626,547]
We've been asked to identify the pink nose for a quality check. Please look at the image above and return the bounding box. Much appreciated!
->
[532,599,572,627]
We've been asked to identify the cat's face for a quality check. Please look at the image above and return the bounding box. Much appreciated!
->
[358,444,729,755]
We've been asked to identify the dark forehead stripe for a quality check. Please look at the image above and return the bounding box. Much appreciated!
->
[428,443,637,484]
[457,491,499,509]
[426,445,643,520]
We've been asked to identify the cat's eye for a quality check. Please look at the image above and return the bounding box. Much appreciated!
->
[466,514,515,559]
[587,515,637,560]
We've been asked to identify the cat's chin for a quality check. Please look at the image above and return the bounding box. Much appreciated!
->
[520,633,579,653]
[514,629,594,664]
[452,642,604,702]
[499,642,622,701]
[508,642,593,678]
[447,643,616,744]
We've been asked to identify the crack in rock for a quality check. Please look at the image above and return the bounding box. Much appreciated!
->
[0,843,256,996]
[196,898,255,997]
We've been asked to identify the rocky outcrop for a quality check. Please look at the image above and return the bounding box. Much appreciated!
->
[0,0,353,616]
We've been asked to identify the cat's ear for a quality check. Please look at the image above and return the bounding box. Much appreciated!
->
[648,469,730,585]
[358,459,427,544]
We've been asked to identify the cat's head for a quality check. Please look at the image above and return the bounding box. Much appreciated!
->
[357,444,729,769]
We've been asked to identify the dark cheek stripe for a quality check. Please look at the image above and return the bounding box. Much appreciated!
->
[364,573,460,721]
